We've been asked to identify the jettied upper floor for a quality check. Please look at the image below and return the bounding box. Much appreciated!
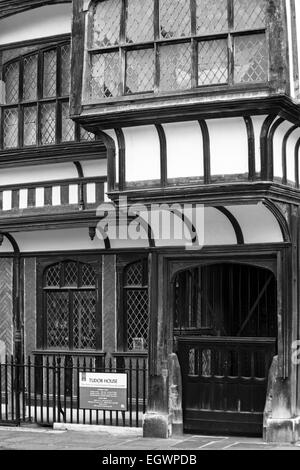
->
[69,0,300,208]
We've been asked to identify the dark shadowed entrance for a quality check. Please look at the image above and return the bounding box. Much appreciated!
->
[174,263,277,436]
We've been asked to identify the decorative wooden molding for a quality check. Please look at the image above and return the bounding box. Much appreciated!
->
[74,95,300,131]
[215,207,244,245]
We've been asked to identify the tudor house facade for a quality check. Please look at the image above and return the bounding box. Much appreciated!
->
[1,0,300,443]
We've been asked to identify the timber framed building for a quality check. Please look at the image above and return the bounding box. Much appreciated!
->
[1,0,300,442]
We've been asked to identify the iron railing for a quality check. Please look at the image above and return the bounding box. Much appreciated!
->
[0,355,147,428]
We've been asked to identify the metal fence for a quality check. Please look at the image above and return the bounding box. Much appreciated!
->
[0,355,147,428]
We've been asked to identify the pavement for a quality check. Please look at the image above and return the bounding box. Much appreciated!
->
[0,425,299,450]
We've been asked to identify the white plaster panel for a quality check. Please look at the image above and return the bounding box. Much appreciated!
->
[204,208,237,246]
[149,209,195,247]
[2,191,12,211]
[287,128,300,183]
[52,186,61,206]
[163,121,204,179]
[86,183,96,203]
[0,4,72,46]
[69,185,78,204]
[0,163,77,186]
[227,204,283,244]
[251,115,268,174]
[80,160,107,177]
[0,238,13,253]
[206,117,248,176]
[14,228,106,252]
[19,189,28,209]
[123,126,161,182]
[35,187,44,207]
[273,121,295,179]
[109,237,149,249]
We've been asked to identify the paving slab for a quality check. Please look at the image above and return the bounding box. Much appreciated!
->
[0,426,299,450]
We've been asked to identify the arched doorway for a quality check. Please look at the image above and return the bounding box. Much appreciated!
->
[174,263,277,436]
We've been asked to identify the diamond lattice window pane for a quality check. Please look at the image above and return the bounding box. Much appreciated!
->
[43,50,57,98]
[46,264,61,287]
[90,53,120,99]
[64,261,78,287]
[160,0,191,39]
[126,49,154,94]
[61,44,71,96]
[159,43,191,92]
[126,0,154,43]
[234,0,266,30]
[47,291,69,349]
[73,291,96,349]
[23,106,37,146]
[234,34,268,83]
[4,62,19,104]
[125,261,143,286]
[196,0,228,35]
[23,55,38,101]
[126,289,149,350]
[92,0,121,47]
[61,101,75,142]
[41,103,56,145]
[198,39,228,86]
[3,108,18,149]
[80,127,95,141]
[81,263,96,287]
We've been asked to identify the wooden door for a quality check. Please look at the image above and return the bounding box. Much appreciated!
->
[174,263,277,436]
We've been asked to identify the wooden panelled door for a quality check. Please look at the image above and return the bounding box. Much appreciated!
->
[174,264,277,436]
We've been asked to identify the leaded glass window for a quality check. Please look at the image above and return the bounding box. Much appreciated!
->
[196,0,228,35]
[3,108,18,149]
[41,103,56,145]
[88,0,268,100]
[61,101,75,142]
[234,34,268,83]
[159,43,192,92]
[1,41,95,150]
[23,106,37,146]
[126,49,154,94]
[159,0,191,39]
[126,0,154,43]
[43,260,99,351]
[23,55,38,101]
[43,50,57,98]
[198,39,228,86]
[123,259,149,351]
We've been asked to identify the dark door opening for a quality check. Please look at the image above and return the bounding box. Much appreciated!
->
[174,263,277,436]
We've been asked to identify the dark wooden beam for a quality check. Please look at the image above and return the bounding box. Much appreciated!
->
[155,124,167,187]
[243,116,256,180]
[198,120,211,185]
[74,95,300,131]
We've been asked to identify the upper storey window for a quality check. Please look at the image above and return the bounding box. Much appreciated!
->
[88,0,268,102]
[1,42,95,150]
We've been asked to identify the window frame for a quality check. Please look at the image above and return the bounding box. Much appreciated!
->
[86,0,269,102]
[36,256,102,352]
[117,255,149,352]
[0,40,96,150]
